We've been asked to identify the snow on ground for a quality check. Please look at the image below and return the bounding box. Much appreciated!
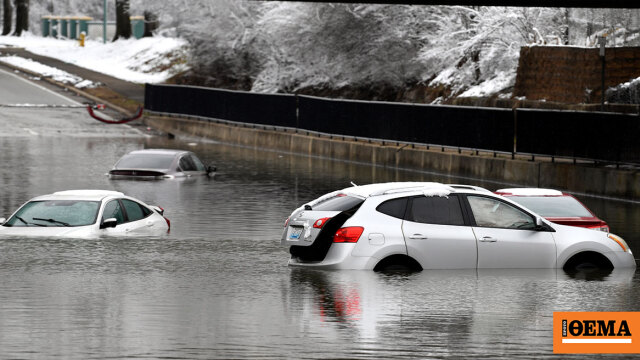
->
[0,33,189,84]
[0,55,96,88]
[458,72,515,98]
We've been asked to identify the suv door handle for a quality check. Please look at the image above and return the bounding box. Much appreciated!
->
[479,236,497,242]
[409,234,428,240]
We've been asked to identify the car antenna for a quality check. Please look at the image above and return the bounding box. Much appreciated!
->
[350,181,358,186]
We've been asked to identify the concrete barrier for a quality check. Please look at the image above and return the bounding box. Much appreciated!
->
[144,114,640,201]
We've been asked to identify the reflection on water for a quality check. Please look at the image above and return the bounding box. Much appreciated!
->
[0,134,638,359]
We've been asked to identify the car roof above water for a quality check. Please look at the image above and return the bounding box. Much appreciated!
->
[127,149,190,157]
[496,188,565,196]
[32,190,125,202]
[334,182,490,199]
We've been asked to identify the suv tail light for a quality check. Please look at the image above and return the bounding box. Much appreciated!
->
[284,217,290,228]
[313,217,331,229]
[333,227,364,243]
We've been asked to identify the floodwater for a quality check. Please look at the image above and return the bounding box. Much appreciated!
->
[0,114,639,359]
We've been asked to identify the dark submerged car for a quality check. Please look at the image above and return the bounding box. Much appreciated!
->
[109,149,215,179]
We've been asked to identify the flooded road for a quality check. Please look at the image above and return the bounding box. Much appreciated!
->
[0,73,639,359]
[0,134,638,359]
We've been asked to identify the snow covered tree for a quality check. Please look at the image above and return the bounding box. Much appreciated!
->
[252,3,426,93]
[113,0,132,40]
[13,0,29,36]
[2,0,11,35]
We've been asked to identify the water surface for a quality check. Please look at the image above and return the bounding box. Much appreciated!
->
[0,130,638,359]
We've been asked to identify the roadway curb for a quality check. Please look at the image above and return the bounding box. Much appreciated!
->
[0,56,135,117]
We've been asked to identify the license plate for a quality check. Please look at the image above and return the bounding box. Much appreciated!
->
[289,227,303,240]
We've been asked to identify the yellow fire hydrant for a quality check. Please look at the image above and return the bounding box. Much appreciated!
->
[79,32,86,47]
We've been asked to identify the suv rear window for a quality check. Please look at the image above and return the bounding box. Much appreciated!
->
[311,195,363,211]
[376,198,408,219]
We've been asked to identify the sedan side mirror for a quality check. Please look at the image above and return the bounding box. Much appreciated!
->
[0,217,5,225]
[100,218,118,229]
[207,165,217,174]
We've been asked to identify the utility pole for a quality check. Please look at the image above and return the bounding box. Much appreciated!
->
[103,0,107,43]
[598,35,606,111]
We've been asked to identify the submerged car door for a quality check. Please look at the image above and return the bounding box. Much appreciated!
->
[402,195,478,269]
[179,154,206,177]
[102,199,159,234]
[120,199,161,233]
[101,199,130,234]
[465,195,556,268]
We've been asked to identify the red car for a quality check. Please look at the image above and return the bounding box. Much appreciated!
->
[495,188,610,232]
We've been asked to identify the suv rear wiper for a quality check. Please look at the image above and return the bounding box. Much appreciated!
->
[33,217,70,226]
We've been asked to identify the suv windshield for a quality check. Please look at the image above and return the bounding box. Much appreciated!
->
[4,200,101,227]
[116,154,176,170]
[506,196,592,218]
[311,195,363,211]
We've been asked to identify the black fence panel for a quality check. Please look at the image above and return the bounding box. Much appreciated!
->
[145,84,297,127]
[297,96,514,152]
[145,84,640,164]
[516,109,640,163]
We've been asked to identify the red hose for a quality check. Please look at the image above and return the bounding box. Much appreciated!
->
[86,105,143,124]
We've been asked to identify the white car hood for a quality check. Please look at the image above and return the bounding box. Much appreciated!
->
[0,225,97,238]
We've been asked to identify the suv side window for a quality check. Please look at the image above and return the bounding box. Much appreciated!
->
[467,196,535,230]
[121,199,149,222]
[407,195,464,225]
[376,198,408,219]
[103,200,125,224]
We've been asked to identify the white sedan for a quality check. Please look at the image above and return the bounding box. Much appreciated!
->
[0,190,170,237]
[281,182,636,271]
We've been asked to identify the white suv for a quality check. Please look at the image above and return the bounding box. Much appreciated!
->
[281,182,635,271]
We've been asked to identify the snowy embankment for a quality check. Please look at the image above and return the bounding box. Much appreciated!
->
[0,55,97,88]
[0,33,189,84]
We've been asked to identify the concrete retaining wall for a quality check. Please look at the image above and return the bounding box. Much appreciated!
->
[144,114,640,201]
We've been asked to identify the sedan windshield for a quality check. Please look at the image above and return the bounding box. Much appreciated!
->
[115,154,176,170]
[4,200,101,227]
[506,196,593,218]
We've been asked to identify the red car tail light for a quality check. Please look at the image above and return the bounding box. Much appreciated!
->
[313,217,331,229]
[284,217,290,228]
[588,225,610,232]
[333,227,364,243]
[163,217,171,229]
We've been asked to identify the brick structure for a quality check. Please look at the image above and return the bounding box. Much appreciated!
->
[513,46,640,104]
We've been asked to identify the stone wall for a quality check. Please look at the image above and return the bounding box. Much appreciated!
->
[513,46,640,104]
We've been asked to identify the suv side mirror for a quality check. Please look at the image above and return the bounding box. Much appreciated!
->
[535,217,555,232]
[100,218,118,229]
[207,165,216,174]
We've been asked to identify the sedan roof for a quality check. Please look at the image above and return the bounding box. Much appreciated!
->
[32,190,125,202]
